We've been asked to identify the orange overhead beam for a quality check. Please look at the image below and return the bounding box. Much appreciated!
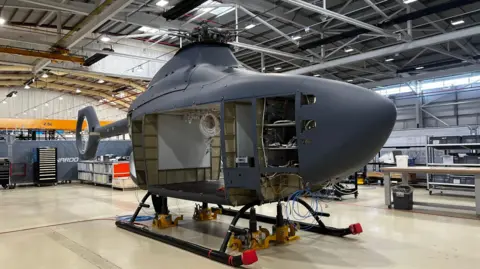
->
[0,118,113,131]
[0,46,85,64]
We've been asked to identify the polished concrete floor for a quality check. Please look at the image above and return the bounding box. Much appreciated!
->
[0,184,479,269]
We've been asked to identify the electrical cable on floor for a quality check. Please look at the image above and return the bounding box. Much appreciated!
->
[116,215,154,222]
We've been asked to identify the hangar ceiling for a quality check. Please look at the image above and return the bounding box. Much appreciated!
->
[0,0,479,110]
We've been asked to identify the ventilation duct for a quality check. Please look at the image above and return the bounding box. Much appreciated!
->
[163,0,208,21]
[83,48,114,67]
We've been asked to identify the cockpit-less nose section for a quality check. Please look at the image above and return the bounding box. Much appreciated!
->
[76,24,396,267]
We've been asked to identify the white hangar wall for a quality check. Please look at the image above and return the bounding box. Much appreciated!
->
[0,87,126,121]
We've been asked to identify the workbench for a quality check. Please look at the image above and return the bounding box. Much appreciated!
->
[382,166,480,215]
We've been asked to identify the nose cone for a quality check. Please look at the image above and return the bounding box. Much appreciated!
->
[297,78,396,187]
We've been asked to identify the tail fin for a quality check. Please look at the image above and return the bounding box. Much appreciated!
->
[76,106,101,160]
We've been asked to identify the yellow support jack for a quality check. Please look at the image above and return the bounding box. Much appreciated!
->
[152,214,183,229]
[263,223,299,248]
[193,203,221,221]
[227,204,300,251]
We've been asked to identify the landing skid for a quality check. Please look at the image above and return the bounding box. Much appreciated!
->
[116,192,362,267]
[116,192,258,267]
[215,197,362,238]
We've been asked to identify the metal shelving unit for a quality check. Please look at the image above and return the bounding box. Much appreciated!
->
[426,140,479,195]
[78,160,137,190]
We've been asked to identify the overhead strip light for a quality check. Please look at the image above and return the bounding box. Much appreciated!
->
[451,19,465,26]
[403,0,417,4]
[156,0,169,7]
[139,26,159,34]
[0,18,5,25]
[291,35,302,41]
[199,0,234,17]
[416,66,424,70]
[245,24,256,30]
[385,58,394,62]
[344,48,354,53]
[274,67,282,71]
[100,36,111,42]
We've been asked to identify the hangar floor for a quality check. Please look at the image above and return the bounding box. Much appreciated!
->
[0,184,479,269]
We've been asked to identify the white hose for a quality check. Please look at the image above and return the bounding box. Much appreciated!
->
[199,112,220,138]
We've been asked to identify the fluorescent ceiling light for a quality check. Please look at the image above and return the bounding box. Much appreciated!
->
[385,58,394,62]
[344,48,354,53]
[451,20,465,26]
[209,6,234,16]
[313,74,320,77]
[41,73,48,78]
[291,35,302,41]
[45,103,49,106]
[416,66,424,70]
[24,84,30,89]
[156,0,168,7]
[100,36,111,42]
[59,97,63,100]
[97,79,105,84]
[139,26,159,34]
[274,67,282,70]
[0,18,5,25]
[403,0,417,4]
[12,93,16,98]
[76,88,82,93]
[347,79,353,82]
[199,0,234,17]
[245,23,255,30]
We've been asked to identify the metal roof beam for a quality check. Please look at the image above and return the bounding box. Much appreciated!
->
[36,0,68,26]
[426,46,476,64]
[394,0,479,56]
[360,64,480,89]
[17,0,195,31]
[31,0,135,74]
[228,41,314,62]
[285,25,480,75]
[282,0,398,39]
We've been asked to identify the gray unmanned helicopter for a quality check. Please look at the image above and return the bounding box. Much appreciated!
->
[76,24,396,267]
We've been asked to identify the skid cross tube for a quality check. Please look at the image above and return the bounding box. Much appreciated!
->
[116,192,258,267]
